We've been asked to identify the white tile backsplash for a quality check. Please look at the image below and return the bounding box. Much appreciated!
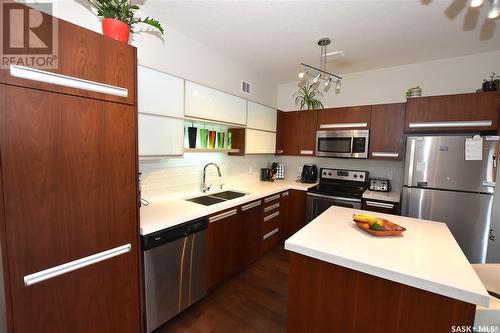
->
[140,153,404,201]
[276,156,404,191]
[139,153,273,200]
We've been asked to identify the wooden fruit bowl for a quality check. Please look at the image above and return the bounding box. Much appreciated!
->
[354,218,406,237]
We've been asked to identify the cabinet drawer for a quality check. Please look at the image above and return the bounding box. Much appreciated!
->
[262,211,280,234]
[264,194,281,203]
[261,227,281,254]
[0,11,136,105]
[361,199,400,215]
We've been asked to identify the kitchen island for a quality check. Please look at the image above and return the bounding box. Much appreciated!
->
[284,206,490,333]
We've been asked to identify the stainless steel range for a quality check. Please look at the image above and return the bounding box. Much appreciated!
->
[306,168,369,222]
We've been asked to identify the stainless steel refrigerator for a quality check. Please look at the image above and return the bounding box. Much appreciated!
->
[402,135,499,263]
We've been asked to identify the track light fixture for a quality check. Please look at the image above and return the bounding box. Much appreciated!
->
[469,0,500,19]
[297,37,343,94]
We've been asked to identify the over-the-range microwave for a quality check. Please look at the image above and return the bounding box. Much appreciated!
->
[315,129,369,158]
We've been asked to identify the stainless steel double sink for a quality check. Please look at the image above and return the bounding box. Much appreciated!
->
[185,190,247,206]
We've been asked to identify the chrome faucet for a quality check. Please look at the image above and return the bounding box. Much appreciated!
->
[202,163,222,193]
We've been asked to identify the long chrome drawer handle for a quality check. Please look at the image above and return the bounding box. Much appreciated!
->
[264,203,280,213]
[241,200,261,211]
[24,244,131,287]
[264,211,280,222]
[209,209,238,223]
[264,194,280,203]
[263,228,279,240]
[319,122,368,129]
[365,201,394,209]
[300,150,314,155]
[408,120,492,128]
[371,152,399,158]
[282,191,289,197]
[10,65,128,97]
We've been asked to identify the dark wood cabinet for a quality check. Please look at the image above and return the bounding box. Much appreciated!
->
[317,106,372,130]
[261,194,282,254]
[405,92,499,132]
[0,85,141,333]
[276,111,299,155]
[0,6,136,106]
[369,103,406,160]
[207,208,241,290]
[240,200,263,267]
[285,190,307,238]
[0,5,141,332]
[298,110,318,156]
[362,198,400,215]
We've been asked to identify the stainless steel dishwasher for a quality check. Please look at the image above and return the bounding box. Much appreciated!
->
[142,217,208,333]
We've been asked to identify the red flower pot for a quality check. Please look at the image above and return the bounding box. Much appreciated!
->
[101,18,130,43]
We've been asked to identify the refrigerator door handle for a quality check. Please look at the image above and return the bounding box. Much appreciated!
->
[406,138,416,186]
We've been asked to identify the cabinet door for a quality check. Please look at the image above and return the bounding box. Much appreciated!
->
[317,106,371,130]
[276,111,299,155]
[207,208,241,289]
[247,101,277,132]
[279,191,291,240]
[0,85,140,333]
[298,110,318,156]
[245,129,277,154]
[287,190,307,237]
[369,103,405,160]
[405,92,499,132]
[138,114,184,156]
[0,5,136,105]
[138,65,184,117]
[185,81,247,125]
[240,200,263,267]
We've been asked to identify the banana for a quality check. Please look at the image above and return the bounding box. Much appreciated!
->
[352,213,384,226]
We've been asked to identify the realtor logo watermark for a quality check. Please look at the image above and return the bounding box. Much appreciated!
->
[0,0,58,69]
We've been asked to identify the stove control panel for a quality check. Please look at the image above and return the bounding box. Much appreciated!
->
[320,168,368,182]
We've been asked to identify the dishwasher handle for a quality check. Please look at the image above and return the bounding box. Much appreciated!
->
[142,216,208,251]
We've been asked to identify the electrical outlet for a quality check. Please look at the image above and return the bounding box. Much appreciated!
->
[248,166,254,174]
[387,171,393,180]
[296,166,302,173]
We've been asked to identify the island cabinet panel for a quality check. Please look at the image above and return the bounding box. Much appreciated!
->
[369,103,405,160]
[276,111,300,155]
[317,106,372,130]
[207,208,241,290]
[240,200,263,267]
[287,253,475,333]
[0,8,136,106]
[405,92,499,132]
[298,110,318,156]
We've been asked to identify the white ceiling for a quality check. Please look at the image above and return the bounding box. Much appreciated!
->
[144,0,500,84]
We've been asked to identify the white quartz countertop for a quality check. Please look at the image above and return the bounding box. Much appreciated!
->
[284,206,490,307]
[362,190,400,203]
[140,180,316,235]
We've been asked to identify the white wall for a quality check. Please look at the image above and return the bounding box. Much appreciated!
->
[278,51,500,110]
[31,0,277,107]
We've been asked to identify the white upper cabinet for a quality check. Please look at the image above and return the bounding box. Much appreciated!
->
[138,65,184,117]
[245,129,276,154]
[185,81,247,125]
[246,101,277,132]
[138,114,184,156]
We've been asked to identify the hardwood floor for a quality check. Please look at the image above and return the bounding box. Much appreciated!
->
[155,245,289,333]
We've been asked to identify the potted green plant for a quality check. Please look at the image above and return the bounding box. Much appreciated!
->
[294,82,324,110]
[482,72,500,92]
[406,86,422,98]
[86,0,164,43]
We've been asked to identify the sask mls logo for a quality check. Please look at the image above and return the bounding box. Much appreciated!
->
[1,0,58,69]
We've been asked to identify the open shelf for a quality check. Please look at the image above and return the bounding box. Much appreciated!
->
[184,148,240,153]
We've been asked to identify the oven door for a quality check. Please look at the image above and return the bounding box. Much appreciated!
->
[306,192,361,222]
